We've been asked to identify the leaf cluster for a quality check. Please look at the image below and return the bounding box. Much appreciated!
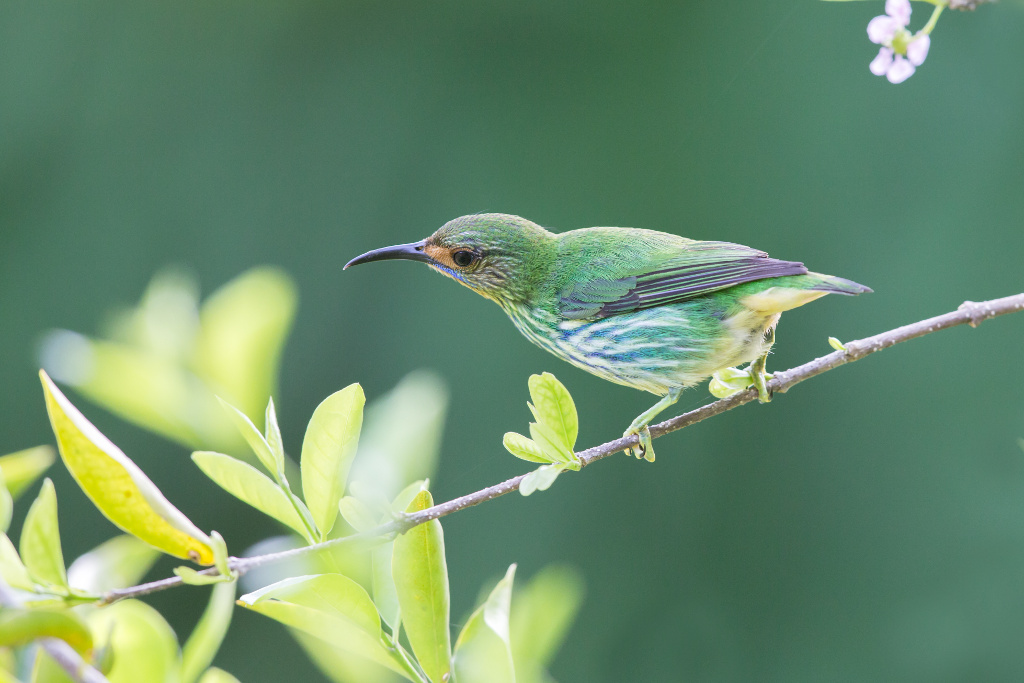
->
[502,373,582,496]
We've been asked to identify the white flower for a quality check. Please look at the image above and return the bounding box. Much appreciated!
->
[866,0,931,84]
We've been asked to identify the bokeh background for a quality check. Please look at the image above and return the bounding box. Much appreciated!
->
[3,1,1024,681]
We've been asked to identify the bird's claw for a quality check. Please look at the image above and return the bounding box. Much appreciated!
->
[751,368,772,403]
[623,425,655,462]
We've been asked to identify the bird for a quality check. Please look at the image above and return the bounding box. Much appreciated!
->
[345,213,870,462]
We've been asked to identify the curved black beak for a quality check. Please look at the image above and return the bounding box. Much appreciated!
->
[344,239,431,270]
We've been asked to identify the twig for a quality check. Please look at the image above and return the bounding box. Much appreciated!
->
[0,576,110,683]
[99,292,1024,605]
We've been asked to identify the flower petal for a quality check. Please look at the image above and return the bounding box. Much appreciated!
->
[870,47,895,76]
[907,34,930,66]
[867,16,899,45]
[886,0,911,26]
[886,55,915,84]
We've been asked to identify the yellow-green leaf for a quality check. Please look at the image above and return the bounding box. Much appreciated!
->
[519,464,566,497]
[174,566,232,586]
[19,479,67,589]
[0,608,93,655]
[528,373,578,451]
[238,574,409,678]
[197,669,241,683]
[264,397,285,465]
[301,384,365,540]
[181,581,236,683]
[511,564,584,675]
[192,451,310,540]
[193,267,297,422]
[67,535,160,594]
[528,422,573,464]
[88,600,181,683]
[337,496,377,534]
[0,470,10,534]
[217,398,280,477]
[453,564,516,683]
[40,371,214,564]
[502,432,551,464]
[0,533,32,590]
[0,446,55,500]
[348,370,448,504]
[392,490,451,683]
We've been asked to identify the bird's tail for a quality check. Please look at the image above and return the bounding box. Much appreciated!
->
[740,272,872,313]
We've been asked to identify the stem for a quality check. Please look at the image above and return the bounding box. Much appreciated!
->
[277,470,319,544]
[921,2,945,35]
[98,292,1024,606]
[383,630,429,683]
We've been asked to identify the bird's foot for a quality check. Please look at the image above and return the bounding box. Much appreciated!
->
[749,354,772,404]
[623,423,655,462]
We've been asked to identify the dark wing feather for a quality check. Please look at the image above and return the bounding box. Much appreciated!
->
[559,242,808,320]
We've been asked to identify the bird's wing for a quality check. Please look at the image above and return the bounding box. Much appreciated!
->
[558,241,808,320]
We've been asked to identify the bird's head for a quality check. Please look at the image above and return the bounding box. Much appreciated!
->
[345,213,555,304]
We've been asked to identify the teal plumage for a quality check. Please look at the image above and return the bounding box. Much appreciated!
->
[346,213,870,460]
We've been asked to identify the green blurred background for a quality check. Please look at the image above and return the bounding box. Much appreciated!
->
[3,1,1024,680]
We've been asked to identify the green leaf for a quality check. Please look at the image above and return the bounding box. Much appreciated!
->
[174,566,232,586]
[348,370,448,504]
[197,669,241,683]
[708,366,753,399]
[828,336,846,351]
[19,479,67,590]
[392,490,451,683]
[193,267,297,422]
[40,371,215,564]
[453,564,517,683]
[301,384,365,540]
[511,565,584,676]
[0,446,56,500]
[355,480,429,632]
[338,496,378,533]
[371,542,401,633]
[181,581,236,683]
[192,451,311,540]
[502,432,551,464]
[527,422,573,464]
[391,479,428,515]
[519,464,565,497]
[0,470,10,535]
[0,608,93,655]
[217,398,281,478]
[292,630,405,683]
[67,535,160,594]
[87,599,181,683]
[0,533,33,590]
[39,330,229,452]
[238,574,410,678]
[265,397,285,465]
[528,373,578,451]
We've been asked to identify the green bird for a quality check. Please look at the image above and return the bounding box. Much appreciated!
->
[345,213,870,461]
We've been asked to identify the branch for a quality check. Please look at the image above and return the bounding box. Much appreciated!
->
[100,292,1024,605]
[0,576,111,683]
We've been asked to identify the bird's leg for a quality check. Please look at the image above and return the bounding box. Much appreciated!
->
[749,325,776,403]
[623,387,683,463]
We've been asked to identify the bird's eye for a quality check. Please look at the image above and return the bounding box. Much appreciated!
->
[452,250,476,268]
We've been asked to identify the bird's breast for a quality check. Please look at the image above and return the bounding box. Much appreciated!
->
[503,303,736,395]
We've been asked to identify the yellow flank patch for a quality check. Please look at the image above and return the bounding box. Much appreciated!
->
[741,287,828,313]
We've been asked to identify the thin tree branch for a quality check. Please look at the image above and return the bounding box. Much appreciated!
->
[0,576,110,683]
[99,292,1024,605]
